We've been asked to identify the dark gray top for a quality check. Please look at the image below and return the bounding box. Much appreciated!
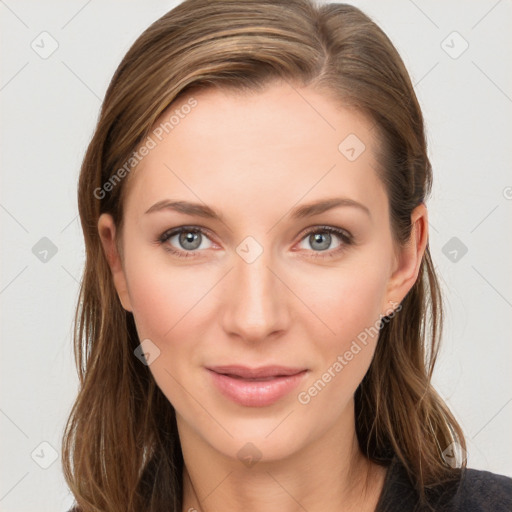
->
[376,457,512,511]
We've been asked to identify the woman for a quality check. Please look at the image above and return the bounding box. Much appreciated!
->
[62,1,512,510]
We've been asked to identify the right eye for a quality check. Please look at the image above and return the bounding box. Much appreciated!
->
[158,226,215,258]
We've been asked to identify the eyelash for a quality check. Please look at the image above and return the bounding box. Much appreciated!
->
[157,225,354,260]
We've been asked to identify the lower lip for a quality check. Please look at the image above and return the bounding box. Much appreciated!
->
[207,369,308,407]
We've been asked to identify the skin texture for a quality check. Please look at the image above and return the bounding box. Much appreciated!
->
[98,82,428,512]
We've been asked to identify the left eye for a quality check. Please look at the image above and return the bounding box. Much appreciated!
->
[157,225,353,259]
[296,226,353,258]
[298,227,344,251]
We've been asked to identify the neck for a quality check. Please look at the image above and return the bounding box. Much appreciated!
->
[178,401,386,512]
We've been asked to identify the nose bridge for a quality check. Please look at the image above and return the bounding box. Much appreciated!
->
[221,235,287,341]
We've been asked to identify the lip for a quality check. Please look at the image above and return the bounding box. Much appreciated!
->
[206,366,308,407]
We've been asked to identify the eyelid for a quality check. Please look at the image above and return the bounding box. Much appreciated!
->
[300,225,353,244]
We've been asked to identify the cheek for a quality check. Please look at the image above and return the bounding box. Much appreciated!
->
[296,255,390,394]
[127,276,175,341]
[124,250,210,341]
[124,259,208,406]
[304,259,389,343]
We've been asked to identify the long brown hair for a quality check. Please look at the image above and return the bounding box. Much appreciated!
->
[62,1,466,510]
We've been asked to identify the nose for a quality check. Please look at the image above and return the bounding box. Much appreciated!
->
[220,241,289,343]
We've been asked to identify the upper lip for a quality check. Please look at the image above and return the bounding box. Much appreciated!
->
[207,365,307,379]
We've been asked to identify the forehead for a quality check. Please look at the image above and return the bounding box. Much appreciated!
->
[122,82,386,221]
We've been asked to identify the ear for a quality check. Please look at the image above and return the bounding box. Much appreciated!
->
[383,203,428,313]
[98,213,133,312]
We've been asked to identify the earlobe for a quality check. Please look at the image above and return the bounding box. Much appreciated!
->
[97,213,133,312]
[383,203,429,312]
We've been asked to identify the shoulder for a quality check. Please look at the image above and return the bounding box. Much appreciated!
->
[454,467,512,511]
[376,458,512,512]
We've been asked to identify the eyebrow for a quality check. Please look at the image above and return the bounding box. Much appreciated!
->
[144,197,371,220]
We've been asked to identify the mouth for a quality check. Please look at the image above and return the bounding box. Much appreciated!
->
[206,365,308,407]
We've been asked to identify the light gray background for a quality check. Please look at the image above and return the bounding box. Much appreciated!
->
[1,1,511,511]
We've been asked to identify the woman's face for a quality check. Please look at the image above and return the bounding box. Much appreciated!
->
[99,82,425,464]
